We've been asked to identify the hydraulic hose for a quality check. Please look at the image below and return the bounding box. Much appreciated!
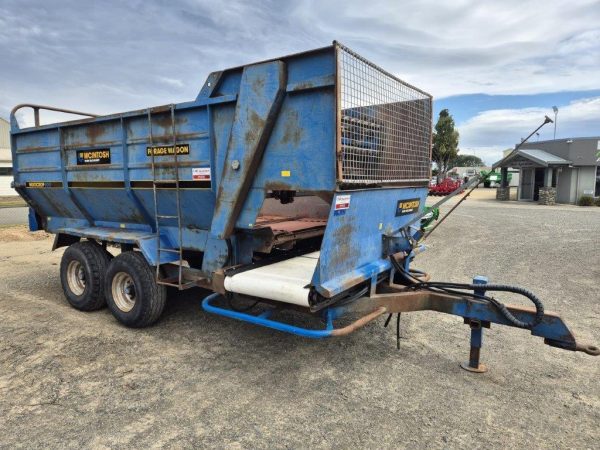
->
[421,282,544,329]
[389,255,545,329]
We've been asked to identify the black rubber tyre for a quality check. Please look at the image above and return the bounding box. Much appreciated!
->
[104,251,166,328]
[60,241,111,311]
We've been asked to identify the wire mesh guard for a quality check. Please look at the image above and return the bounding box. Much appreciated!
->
[337,45,432,185]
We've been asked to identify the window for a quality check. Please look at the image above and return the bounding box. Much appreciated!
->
[0,167,13,176]
[596,166,600,197]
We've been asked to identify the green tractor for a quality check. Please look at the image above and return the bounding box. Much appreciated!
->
[483,170,511,188]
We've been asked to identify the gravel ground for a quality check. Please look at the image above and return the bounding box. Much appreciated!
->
[0,196,599,449]
[0,206,28,226]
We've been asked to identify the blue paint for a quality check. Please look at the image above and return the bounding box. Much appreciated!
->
[201,293,333,338]
[313,188,427,297]
[27,207,38,231]
[11,46,339,270]
[470,275,488,356]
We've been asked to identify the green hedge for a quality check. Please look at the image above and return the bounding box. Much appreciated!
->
[578,195,594,206]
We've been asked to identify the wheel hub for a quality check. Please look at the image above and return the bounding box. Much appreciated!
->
[112,272,136,312]
[66,260,86,296]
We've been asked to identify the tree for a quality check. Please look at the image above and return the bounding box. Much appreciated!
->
[432,109,459,181]
[449,154,485,168]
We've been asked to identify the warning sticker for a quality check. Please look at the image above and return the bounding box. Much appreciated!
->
[192,167,211,181]
[334,194,351,216]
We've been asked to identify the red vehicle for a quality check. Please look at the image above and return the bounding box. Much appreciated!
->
[429,177,463,196]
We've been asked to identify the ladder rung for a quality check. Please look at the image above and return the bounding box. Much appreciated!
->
[150,107,185,288]
[158,248,181,253]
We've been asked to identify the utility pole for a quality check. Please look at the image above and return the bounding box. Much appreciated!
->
[552,106,558,140]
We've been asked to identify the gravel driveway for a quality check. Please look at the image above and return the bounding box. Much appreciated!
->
[1,197,599,449]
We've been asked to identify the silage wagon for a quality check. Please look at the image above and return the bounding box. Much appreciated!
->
[10,42,598,372]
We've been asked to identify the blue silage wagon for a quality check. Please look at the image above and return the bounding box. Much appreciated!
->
[10,42,597,371]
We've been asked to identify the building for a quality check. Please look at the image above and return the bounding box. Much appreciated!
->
[0,117,15,196]
[493,137,600,204]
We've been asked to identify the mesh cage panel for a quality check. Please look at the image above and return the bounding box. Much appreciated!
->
[337,44,432,185]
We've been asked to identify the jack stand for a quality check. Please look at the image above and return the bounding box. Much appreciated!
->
[396,313,401,349]
[460,276,489,373]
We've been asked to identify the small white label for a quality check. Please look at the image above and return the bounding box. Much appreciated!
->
[335,194,351,210]
[192,167,211,181]
[583,189,594,195]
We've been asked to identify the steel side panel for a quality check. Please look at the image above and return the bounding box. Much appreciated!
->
[210,61,286,239]
[235,91,336,229]
[314,187,428,297]
[25,188,86,219]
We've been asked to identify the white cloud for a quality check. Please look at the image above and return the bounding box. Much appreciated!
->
[1,0,599,132]
[288,0,600,97]
[458,96,600,163]
[457,146,509,166]
[157,77,185,89]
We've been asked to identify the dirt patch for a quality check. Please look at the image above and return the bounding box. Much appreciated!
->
[0,225,50,242]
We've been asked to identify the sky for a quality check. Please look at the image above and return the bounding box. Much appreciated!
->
[1,0,599,164]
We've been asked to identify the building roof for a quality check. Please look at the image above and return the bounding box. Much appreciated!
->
[516,137,599,166]
[517,136,600,146]
[493,148,571,169]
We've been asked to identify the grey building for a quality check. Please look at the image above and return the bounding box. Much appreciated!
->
[493,137,600,204]
[0,117,15,195]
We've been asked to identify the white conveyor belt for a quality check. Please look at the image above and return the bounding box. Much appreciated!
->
[223,251,320,307]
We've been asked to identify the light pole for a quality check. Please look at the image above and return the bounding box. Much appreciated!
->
[552,106,558,139]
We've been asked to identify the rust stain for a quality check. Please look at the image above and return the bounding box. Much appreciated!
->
[85,123,104,144]
[251,76,265,96]
[265,181,293,191]
[155,166,177,180]
[152,112,187,130]
[17,145,59,153]
[329,222,359,272]
[280,109,303,147]
[243,109,264,146]
[71,171,111,182]
[149,105,171,114]
[146,131,201,144]
[291,81,316,91]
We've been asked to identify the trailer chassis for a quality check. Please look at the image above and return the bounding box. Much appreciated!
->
[203,271,599,373]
